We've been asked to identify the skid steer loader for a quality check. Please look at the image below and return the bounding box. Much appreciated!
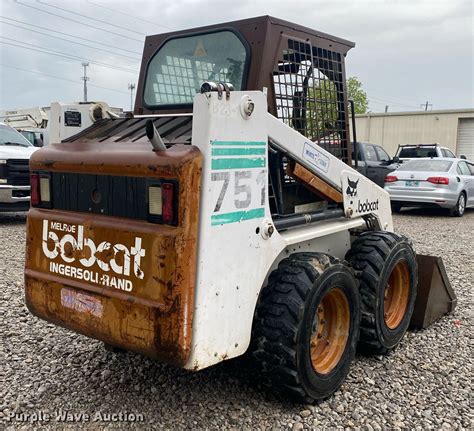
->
[24,16,456,403]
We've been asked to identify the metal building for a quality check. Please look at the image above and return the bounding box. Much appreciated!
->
[352,109,474,160]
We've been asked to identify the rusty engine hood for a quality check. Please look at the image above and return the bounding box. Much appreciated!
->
[33,115,194,176]
[25,115,203,366]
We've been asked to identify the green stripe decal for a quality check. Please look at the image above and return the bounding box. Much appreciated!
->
[211,147,266,156]
[211,208,265,226]
[211,140,266,146]
[212,158,266,170]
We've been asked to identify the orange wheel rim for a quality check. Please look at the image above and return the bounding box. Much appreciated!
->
[310,288,350,375]
[384,260,410,329]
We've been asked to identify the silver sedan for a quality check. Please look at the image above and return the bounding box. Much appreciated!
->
[384,158,474,217]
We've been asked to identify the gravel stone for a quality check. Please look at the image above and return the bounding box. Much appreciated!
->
[1,209,472,429]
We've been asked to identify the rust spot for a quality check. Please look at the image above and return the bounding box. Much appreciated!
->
[25,144,202,366]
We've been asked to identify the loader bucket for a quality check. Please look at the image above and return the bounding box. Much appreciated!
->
[410,254,457,329]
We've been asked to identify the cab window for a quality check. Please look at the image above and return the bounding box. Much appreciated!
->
[144,31,248,107]
[365,145,377,161]
[457,161,471,176]
[375,146,390,162]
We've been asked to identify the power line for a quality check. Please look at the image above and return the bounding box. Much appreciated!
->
[87,1,172,30]
[14,0,144,43]
[0,39,139,74]
[0,63,130,95]
[37,0,148,36]
[367,94,420,109]
[366,91,421,105]
[0,20,141,61]
[1,16,141,55]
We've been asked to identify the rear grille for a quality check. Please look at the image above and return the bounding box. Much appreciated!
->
[51,172,149,220]
[6,159,30,186]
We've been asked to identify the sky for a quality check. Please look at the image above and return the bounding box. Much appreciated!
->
[0,0,472,113]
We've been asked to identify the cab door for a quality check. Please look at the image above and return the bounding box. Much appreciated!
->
[365,144,394,187]
[458,161,474,206]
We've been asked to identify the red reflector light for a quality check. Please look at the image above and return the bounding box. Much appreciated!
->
[162,183,174,223]
[30,173,40,206]
[427,176,449,185]
[385,175,398,183]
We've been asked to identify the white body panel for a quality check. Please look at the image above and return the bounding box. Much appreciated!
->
[0,107,49,129]
[49,102,114,144]
[184,91,393,370]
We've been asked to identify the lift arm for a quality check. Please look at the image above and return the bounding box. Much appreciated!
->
[266,111,393,231]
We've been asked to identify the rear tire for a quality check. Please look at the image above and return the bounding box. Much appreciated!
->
[252,253,360,403]
[449,193,466,217]
[345,232,417,355]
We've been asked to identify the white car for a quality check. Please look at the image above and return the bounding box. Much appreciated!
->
[0,123,38,211]
[395,144,457,162]
[384,158,474,217]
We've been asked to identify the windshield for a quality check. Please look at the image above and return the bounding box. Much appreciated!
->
[398,159,452,172]
[20,130,36,145]
[398,147,437,158]
[0,124,32,147]
[143,30,248,107]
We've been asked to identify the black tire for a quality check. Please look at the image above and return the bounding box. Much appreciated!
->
[252,253,360,403]
[449,193,466,217]
[391,203,402,213]
[345,232,417,355]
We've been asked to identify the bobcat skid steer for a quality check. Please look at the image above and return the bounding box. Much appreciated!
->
[24,16,456,403]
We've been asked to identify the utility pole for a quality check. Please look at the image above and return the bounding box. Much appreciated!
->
[128,83,136,111]
[420,101,432,111]
[81,62,89,102]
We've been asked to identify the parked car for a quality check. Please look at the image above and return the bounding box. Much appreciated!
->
[0,123,38,211]
[352,141,400,187]
[384,158,474,216]
[395,143,457,161]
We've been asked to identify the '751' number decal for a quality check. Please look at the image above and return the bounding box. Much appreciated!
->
[211,170,266,212]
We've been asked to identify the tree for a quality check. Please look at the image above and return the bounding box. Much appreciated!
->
[347,76,368,114]
[303,75,368,141]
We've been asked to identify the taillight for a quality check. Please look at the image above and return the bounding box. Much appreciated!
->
[385,175,398,183]
[427,177,449,185]
[39,176,51,203]
[148,185,163,216]
[30,173,40,206]
[148,180,177,225]
[31,172,52,207]
[162,183,174,223]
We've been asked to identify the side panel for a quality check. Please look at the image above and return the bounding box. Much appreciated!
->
[186,91,391,370]
[186,92,286,369]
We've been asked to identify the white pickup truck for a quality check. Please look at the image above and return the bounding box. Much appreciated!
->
[0,123,38,211]
[395,143,457,161]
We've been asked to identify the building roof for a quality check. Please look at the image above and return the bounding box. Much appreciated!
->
[355,108,474,118]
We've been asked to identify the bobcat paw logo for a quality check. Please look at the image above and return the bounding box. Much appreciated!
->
[346,178,359,197]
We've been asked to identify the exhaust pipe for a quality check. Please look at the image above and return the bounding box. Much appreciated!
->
[146,120,167,152]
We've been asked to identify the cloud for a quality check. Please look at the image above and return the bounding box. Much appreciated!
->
[0,0,472,112]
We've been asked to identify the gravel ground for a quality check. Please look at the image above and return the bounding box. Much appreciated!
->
[1,209,473,430]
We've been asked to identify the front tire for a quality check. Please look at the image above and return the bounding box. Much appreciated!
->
[252,253,360,403]
[391,203,402,213]
[345,232,417,355]
[450,193,466,217]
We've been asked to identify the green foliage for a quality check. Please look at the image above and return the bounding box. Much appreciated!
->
[304,76,368,140]
[306,79,339,140]
[347,76,368,114]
